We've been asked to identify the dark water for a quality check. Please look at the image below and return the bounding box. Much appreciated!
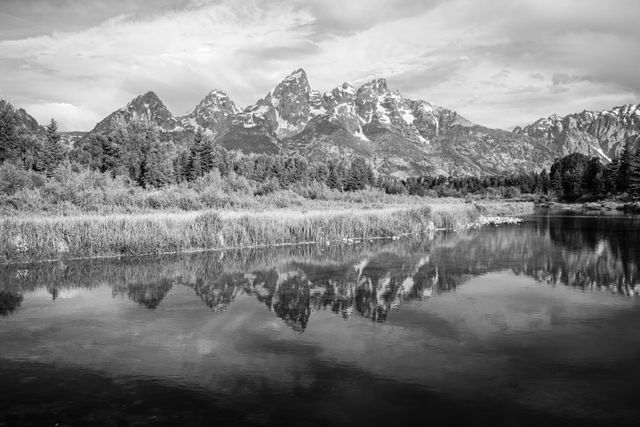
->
[2,213,640,426]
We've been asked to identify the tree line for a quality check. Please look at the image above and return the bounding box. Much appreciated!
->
[547,135,640,202]
[2,99,638,201]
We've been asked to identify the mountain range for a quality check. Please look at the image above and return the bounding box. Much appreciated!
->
[15,69,640,177]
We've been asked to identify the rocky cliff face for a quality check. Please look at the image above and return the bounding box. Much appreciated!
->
[177,89,240,139]
[211,69,314,153]
[78,69,639,177]
[13,108,44,137]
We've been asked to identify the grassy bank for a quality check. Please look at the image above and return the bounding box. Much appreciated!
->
[0,201,533,264]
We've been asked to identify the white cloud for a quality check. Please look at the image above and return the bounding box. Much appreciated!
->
[0,0,638,130]
[24,102,100,131]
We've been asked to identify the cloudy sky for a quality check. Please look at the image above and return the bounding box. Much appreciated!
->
[1,0,638,131]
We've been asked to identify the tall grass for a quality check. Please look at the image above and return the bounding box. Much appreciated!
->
[0,201,532,263]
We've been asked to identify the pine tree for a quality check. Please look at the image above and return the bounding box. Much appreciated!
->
[184,131,209,181]
[0,100,19,163]
[538,169,550,194]
[198,131,215,174]
[143,144,169,188]
[187,151,203,182]
[583,157,605,196]
[345,157,371,191]
[173,150,190,182]
[326,167,340,190]
[550,167,562,198]
[628,137,640,200]
[32,142,47,172]
[616,138,634,194]
[44,119,64,177]
[603,156,619,195]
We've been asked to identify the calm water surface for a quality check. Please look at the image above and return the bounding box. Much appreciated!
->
[1,213,640,426]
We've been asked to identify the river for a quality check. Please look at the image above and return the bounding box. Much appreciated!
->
[1,212,640,426]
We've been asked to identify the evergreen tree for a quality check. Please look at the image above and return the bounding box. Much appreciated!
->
[0,100,19,163]
[582,157,605,197]
[45,119,64,177]
[32,142,47,173]
[628,137,640,200]
[326,166,341,190]
[345,157,372,191]
[537,169,550,194]
[603,157,619,195]
[187,151,203,182]
[184,130,210,181]
[199,133,215,174]
[550,167,563,197]
[311,162,329,183]
[173,150,190,183]
[141,144,170,188]
[616,138,634,193]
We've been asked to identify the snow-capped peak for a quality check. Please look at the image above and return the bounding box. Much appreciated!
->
[122,91,163,112]
[196,89,241,114]
[177,88,241,135]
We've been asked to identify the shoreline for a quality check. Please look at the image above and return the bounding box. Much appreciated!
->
[0,201,532,264]
[535,200,640,213]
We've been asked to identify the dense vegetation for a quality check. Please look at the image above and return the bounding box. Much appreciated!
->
[4,99,635,213]
[0,100,538,262]
[547,136,640,202]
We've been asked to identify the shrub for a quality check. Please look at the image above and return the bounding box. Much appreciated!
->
[504,186,521,199]
[255,177,280,196]
[0,163,32,195]
[222,171,254,194]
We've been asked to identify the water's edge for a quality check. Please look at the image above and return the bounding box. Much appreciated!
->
[0,202,532,264]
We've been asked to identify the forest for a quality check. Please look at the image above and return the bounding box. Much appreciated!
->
[1,99,638,214]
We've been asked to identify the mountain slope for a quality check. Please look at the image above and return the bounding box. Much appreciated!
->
[13,107,45,137]
[78,69,639,177]
[513,104,640,161]
[214,69,314,153]
[87,91,180,136]
[176,89,241,139]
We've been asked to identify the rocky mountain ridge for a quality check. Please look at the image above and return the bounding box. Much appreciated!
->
[513,104,640,161]
[29,69,640,176]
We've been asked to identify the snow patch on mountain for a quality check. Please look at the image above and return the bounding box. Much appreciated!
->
[399,106,415,125]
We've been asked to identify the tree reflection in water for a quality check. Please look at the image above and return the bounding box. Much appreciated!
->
[0,289,23,316]
[1,214,639,330]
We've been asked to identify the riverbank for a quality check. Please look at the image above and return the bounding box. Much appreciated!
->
[536,200,640,213]
[0,200,533,264]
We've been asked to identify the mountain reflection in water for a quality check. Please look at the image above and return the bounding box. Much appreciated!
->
[2,213,640,426]
[1,214,639,329]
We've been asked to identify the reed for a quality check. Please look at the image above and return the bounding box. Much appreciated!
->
[0,201,532,263]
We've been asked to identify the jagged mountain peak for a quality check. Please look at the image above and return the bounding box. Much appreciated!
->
[120,91,174,121]
[243,69,313,138]
[202,88,231,99]
[125,91,163,108]
[309,89,327,117]
[271,69,311,96]
[327,83,357,104]
[195,89,240,112]
[358,78,389,94]
[266,68,311,103]
[177,88,241,136]
[282,68,308,83]
[517,103,640,135]
[86,91,178,136]
[514,103,640,161]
